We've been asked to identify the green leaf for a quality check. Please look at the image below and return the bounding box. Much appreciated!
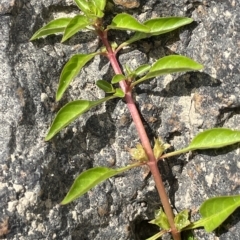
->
[162,128,240,158]
[74,0,105,17]
[113,88,125,98]
[93,0,107,11]
[89,0,106,17]
[74,0,90,14]
[174,209,191,231]
[61,164,138,204]
[117,17,193,50]
[132,55,203,87]
[88,2,104,18]
[111,74,126,84]
[107,13,149,32]
[61,15,90,42]
[149,208,170,230]
[125,64,133,75]
[30,18,72,40]
[189,195,240,232]
[144,17,193,35]
[56,53,97,101]
[96,80,115,93]
[45,96,115,141]
[134,64,151,76]
[188,128,240,150]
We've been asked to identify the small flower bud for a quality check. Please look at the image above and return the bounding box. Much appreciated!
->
[153,137,170,160]
[129,143,148,162]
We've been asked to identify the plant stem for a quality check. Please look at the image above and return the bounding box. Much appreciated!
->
[98,29,181,240]
[160,148,190,159]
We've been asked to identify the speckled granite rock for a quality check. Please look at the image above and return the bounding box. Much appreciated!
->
[0,0,240,239]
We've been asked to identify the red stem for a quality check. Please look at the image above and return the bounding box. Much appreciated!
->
[98,29,181,240]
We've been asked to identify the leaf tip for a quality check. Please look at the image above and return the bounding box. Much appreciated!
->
[44,131,53,141]
[55,95,61,102]
[60,35,69,43]
[60,199,68,205]
[197,63,204,70]
[44,136,51,142]
[30,35,37,41]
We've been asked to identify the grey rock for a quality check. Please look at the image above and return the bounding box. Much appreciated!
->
[0,0,240,240]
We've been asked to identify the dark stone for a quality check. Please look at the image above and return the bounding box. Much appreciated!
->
[0,0,240,239]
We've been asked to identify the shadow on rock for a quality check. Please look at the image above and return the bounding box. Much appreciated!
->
[136,72,221,98]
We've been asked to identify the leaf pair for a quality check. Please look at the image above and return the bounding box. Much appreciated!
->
[149,208,190,231]
[149,195,240,238]
[115,64,151,84]
[45,74,126,142]
[115,55,203,88]
[30,15,92,43]
[130,55,203,87]
[60,128,240,205]
[147,209,190,240]
[30,0,107,42]
[30,13,193,49]
[45,78,125,141]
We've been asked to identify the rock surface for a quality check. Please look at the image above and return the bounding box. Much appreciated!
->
[0,0,240,239]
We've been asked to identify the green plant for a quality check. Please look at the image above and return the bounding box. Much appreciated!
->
[31,1,240,239]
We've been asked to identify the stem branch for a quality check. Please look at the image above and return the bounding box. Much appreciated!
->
[98,29,181,240]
